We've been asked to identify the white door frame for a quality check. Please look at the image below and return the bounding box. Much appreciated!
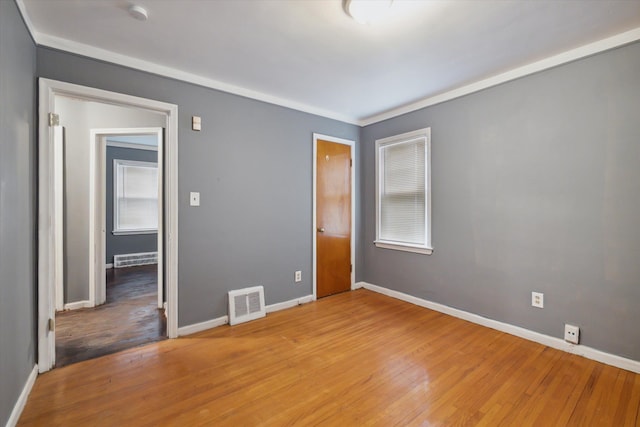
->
[312,133,356,300]
[90,128,164,309]
[53,126,64,312]
[38,78,179,373]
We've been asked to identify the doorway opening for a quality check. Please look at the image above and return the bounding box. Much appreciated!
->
[38,79,179,372]
[55,127,166,367]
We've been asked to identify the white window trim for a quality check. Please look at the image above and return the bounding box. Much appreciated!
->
[113,159,159,235]
[375,127,433,255]
[112,229,157,236]
[106,140,158,151]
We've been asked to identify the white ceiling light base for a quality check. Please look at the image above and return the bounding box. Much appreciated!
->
[128,4,148,21]
[345,0,393,25]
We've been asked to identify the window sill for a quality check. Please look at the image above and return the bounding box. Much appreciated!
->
[374,241,433,255]
[112,229,158,236]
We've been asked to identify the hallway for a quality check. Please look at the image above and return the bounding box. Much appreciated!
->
[55,265,166,367]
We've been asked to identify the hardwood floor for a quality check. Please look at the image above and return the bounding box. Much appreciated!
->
[22,290,639,426]
[55,264,166,367]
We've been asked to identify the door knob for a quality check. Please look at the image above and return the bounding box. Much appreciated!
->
[317,227,325,233]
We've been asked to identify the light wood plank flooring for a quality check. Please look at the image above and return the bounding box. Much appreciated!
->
[20,289,640,426]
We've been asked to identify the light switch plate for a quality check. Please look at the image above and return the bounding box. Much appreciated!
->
[192,116,201,131]
[190,192,200,206]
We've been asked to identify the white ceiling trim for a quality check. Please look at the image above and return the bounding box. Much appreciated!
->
[360,26,640,126]
[16,0,640,128]
[15,0,36,42]
[32,32,361,126]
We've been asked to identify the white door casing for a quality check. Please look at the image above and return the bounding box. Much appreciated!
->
[90,128,164,309]
[311,133,356,301]
[53,125,64,312]
[38,78,179,372]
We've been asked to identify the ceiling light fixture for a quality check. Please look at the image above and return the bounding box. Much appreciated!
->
[344,0,393,25]
[128,4,148,21]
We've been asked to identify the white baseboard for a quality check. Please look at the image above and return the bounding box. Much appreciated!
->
[177,294,315,336]
[105,263,113,269]
[177,316,228,336]
[265,295,314,313]
[352,281,365,290]
[63,300,93,311]
[359,282,640,374]
[6,364,38,427]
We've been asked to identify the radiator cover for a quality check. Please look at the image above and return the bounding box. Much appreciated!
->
[228,286,266,325]
[113,251,158,268]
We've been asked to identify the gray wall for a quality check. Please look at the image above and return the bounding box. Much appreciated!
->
[37,47,360,326]
[0,0,37,425]
[106,145,158,264]
[55,97,164,303]
[361,42,640,361]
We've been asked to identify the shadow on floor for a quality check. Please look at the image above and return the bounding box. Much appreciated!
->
[55,264,166,367]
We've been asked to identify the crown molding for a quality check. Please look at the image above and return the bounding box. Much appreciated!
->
[15,0,37,43]
[15,0,640,128]
[359,26,640,126]
[34,33,360,126]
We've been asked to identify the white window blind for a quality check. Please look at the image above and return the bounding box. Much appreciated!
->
[375,128,432,254]
[114,160,158,233]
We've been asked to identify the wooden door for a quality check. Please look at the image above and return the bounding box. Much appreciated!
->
[316,139,351,298]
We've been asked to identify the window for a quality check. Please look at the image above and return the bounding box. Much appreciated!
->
[375,127,432,254]
[113,159,158,235]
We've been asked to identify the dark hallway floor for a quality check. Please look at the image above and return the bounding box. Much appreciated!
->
[55,264,166,368]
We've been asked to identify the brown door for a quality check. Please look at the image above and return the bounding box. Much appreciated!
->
[316,139,351,298]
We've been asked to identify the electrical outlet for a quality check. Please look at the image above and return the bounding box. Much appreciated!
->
[294,270,302,283]
[564,324,580,344]
[189,192,200,206]
[531,291,544,308]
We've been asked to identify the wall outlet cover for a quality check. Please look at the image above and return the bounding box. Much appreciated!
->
[189,192,200,206]
[531,291,544,308]
[564,324,580,344]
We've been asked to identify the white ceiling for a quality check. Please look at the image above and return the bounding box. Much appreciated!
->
[20,0,640,125]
